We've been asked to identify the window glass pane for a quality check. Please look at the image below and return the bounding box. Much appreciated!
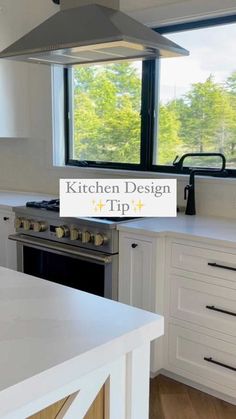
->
[70,61,142,164]
[154,22,236,169]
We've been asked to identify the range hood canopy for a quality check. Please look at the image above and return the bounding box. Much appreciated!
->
[0,0,189,66]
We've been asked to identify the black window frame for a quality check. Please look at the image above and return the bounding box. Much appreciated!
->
[64,14,236,177]
[64,60,155,171]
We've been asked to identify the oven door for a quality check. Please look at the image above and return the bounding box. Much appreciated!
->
[9,234,118,300]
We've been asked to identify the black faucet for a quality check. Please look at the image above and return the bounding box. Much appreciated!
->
[173,153,228,215]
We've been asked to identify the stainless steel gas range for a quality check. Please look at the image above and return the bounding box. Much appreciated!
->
[9,199,136,300]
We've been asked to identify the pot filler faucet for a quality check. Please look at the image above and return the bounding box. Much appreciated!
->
[173,153,228,216]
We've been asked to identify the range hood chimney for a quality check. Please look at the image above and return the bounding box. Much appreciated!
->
[0,0,189,66]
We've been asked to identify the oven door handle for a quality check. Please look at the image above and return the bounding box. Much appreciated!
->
[8,234,112,264]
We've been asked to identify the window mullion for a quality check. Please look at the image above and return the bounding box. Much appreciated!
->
[141,60,157,171]
[64,67,71,165]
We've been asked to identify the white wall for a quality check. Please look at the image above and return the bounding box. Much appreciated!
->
[0,0,236,218]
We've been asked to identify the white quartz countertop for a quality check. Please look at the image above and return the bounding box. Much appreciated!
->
[118,214,236,247]
[0,190,56,211]
[0,267,163,418]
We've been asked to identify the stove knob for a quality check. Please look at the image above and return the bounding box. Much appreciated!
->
[56,226,69,239]
[70,228,81,241]
[94,233,105,247]
[15,217,23,229]
[22,219,31,231]
[82,231,91,244]
[33,221,48,232]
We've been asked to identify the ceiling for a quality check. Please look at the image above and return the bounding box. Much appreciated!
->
[122,0,236,27]
[121,0,190,12]
[1,0,236,45]
[48,0,236,27]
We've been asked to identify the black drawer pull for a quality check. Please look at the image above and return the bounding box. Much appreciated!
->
[3,217,9,221]
[204,357,236,372]
[206,305,236,317]
[208,262,236,272]
[131,243,138,249]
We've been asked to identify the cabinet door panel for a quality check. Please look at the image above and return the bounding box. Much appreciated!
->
[119,234,154,311]
[0,211,16,270]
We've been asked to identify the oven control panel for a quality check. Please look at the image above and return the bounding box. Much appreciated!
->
[14,217,110,248]
[15,217,47,233]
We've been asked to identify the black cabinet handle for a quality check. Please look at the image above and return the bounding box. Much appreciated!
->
[208,262,236,272]
[131,243,138,249]
[206,305,236,317]
[204,357,236,372]
[3,217,9,221]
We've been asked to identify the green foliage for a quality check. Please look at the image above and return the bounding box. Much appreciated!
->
[72,62,236,167]
[158,104,182,164]
[181,76,225,152]
[158,73,236,166]
[226,71,236,96]
[73,62,141,163]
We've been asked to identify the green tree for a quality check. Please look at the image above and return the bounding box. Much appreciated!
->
[179,76,224,152]
[73,62,141,163]
[170,75,236,167]
[224,72,236,161]
[72,64,236,167]
[158,103,182,164]
[214,87,236,156]
[226,71,236,96]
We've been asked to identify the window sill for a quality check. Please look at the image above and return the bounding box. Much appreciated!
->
[53,164,236,185]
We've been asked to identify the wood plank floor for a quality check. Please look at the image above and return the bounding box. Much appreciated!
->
[150,375,236,419]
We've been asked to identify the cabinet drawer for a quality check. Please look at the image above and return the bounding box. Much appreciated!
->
[169,275,236,336]
[171,242,236,282]
[169,324,236,392]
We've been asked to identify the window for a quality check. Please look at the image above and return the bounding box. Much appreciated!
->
[154,17,236,172]
[64,16,236,175]
[65,61,144,169]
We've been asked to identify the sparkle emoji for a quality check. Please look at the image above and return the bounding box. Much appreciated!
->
[92,199,105,212]
[136,200,144,212]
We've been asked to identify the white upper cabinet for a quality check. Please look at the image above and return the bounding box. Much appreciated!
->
[0,61,30,138]
[0,0,56,138]
[0,2,30,138]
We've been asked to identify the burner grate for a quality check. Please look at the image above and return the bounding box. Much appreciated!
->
[26,199,60,212]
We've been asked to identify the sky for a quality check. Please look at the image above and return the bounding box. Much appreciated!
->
[160,22,236,103]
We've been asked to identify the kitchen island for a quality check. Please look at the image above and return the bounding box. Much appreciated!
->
[0,267,163,419]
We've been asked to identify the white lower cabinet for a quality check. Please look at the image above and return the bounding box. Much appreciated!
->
[119,231,236,402]
[171,240,236,284]
[168,324,236,398]
[166,238,236,402]
[119,232,165,373]
[0,210,17,270]
[169,274,236,336]
[119,233,155,310]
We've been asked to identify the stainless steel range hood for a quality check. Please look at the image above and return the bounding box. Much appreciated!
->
[0,0,189,66]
